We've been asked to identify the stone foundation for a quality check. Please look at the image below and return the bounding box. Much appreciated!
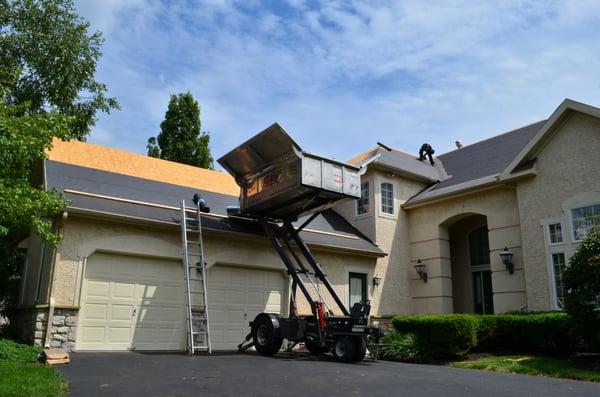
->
[49,308,78,351]
[13,308,48,346]
[371,316,394,333]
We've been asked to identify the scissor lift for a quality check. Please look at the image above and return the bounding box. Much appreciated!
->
[218,123,382,362]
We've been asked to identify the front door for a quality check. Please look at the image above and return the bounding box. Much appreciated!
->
[349,272,367,309]
[472,271,494,314]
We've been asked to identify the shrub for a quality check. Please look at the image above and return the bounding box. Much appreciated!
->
[0,339,43,363]
[563,230,600,347]
[392,314,479,358]
[378,332,425,362]
[476,313,573,353]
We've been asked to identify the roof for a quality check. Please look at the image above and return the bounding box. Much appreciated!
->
[45,159,385,257]
[47,138,239,196]
[402,98,600,207]
[431,120,546,191]
[349,146,440,182]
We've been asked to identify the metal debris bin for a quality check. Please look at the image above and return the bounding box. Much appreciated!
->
[217,123,362,219]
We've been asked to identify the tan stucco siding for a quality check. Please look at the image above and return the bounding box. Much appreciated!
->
[50,216,377,315]
[372,173,427,316]
[516,112,600,311]
[407,187,526,314]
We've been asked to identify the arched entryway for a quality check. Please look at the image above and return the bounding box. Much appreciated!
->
[448,214,494,314]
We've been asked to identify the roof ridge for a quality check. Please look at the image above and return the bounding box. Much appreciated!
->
[437,119,547,158]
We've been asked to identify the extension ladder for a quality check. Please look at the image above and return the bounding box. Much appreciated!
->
[180,200,212,355]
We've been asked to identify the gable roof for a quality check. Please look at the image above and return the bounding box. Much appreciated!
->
[48,138,240,196]
[45,142,384,257]
[349,146,440,182]
[500,99,600,179]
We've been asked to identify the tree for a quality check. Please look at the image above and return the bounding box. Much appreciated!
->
[147,92,214,169]
[0,0,117,319]
[0,0,119,140]
[0,74,70,315]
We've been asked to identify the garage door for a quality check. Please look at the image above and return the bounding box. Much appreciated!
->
[77,253,185,351]
[208,266,286,350]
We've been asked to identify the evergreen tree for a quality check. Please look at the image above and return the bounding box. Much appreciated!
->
[147,92,214,169]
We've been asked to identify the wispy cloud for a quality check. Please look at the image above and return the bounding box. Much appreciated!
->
[75,0,600,162]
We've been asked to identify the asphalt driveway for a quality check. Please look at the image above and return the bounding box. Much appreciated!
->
[58,351,600,397]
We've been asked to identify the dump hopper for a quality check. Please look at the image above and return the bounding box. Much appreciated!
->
[218,123,361,219]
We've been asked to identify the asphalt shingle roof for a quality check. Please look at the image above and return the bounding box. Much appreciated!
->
[45,160,384,256]
[432,120,546,191]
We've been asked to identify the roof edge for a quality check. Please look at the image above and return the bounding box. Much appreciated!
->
[500,99,600,180]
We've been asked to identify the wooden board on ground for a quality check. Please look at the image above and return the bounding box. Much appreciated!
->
[44,348,70,365]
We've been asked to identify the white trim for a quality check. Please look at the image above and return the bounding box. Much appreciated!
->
[379,180,395,217]
[344,266,373,310]
[19,254,30,306]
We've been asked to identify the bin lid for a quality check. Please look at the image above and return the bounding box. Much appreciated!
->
[217,123,302,183]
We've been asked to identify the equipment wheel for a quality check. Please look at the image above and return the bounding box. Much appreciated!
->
[305,337,327,354]
[352,337,367,362]
[251,314,283,356]
[333,337,356,362]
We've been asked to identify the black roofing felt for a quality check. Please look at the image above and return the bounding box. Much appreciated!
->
[432,120,546,190]
[45,160,384,256]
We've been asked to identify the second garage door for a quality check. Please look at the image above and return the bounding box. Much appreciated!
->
[208,266,286,350]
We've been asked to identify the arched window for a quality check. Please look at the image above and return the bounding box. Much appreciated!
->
[469,225,490,266]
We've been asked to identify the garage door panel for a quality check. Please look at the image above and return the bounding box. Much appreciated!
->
[111,304,134,321]
[86,280,110,297]
[82,303,108,320]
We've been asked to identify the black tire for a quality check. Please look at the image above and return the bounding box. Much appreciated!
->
[305,337,327,355]
[333,337,356,362]
[352,337,367,362]
[251,314,283,356]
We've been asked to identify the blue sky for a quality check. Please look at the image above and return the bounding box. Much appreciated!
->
[75,0,600,165]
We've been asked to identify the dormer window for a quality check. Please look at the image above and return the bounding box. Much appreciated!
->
[357,182,370,215]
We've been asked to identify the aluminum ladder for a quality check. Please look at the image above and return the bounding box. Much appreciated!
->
[180,200,212,355]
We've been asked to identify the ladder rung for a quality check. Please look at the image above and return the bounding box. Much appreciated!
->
[186,264,205,268]
[185,291,206,295]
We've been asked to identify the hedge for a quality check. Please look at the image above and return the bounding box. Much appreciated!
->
[392,314,479,358]
[388,312,596,361]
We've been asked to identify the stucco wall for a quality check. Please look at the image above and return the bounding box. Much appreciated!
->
[407,187,526,314]
[335,168,428,316]
[516,112,600,311]
[50,216,377,316]
[371,173,428,316]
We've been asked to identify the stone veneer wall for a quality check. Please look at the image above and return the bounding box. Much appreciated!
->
[371,316,394,333]
[49,308,78,351]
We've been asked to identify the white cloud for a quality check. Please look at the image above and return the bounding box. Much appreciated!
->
[76,0,600,161]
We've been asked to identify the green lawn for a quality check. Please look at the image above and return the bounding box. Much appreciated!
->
[452,355,600,382]
[0,339,68,397]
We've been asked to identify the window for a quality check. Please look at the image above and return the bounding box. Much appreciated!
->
[380,182,394,214]
[548,223,563,244]
[357,182,369,215]
[468,225,490,266]
[551,253,566,309]
[571,203,600,241]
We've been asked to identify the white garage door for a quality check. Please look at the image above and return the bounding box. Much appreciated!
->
[77,253,185,351]
[208,266,286,350]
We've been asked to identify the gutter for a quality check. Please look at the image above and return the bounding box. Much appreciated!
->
[65,206,387,258]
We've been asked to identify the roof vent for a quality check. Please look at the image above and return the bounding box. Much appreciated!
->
[455,140,463,149]
[418,143,435,166]
[377,141,392,151]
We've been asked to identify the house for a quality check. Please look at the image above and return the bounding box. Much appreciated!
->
[16,98,600,351]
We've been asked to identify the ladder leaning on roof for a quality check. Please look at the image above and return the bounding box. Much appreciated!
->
[180,195,212,355]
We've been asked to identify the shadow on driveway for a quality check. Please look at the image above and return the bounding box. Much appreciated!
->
[58,351,600,397]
